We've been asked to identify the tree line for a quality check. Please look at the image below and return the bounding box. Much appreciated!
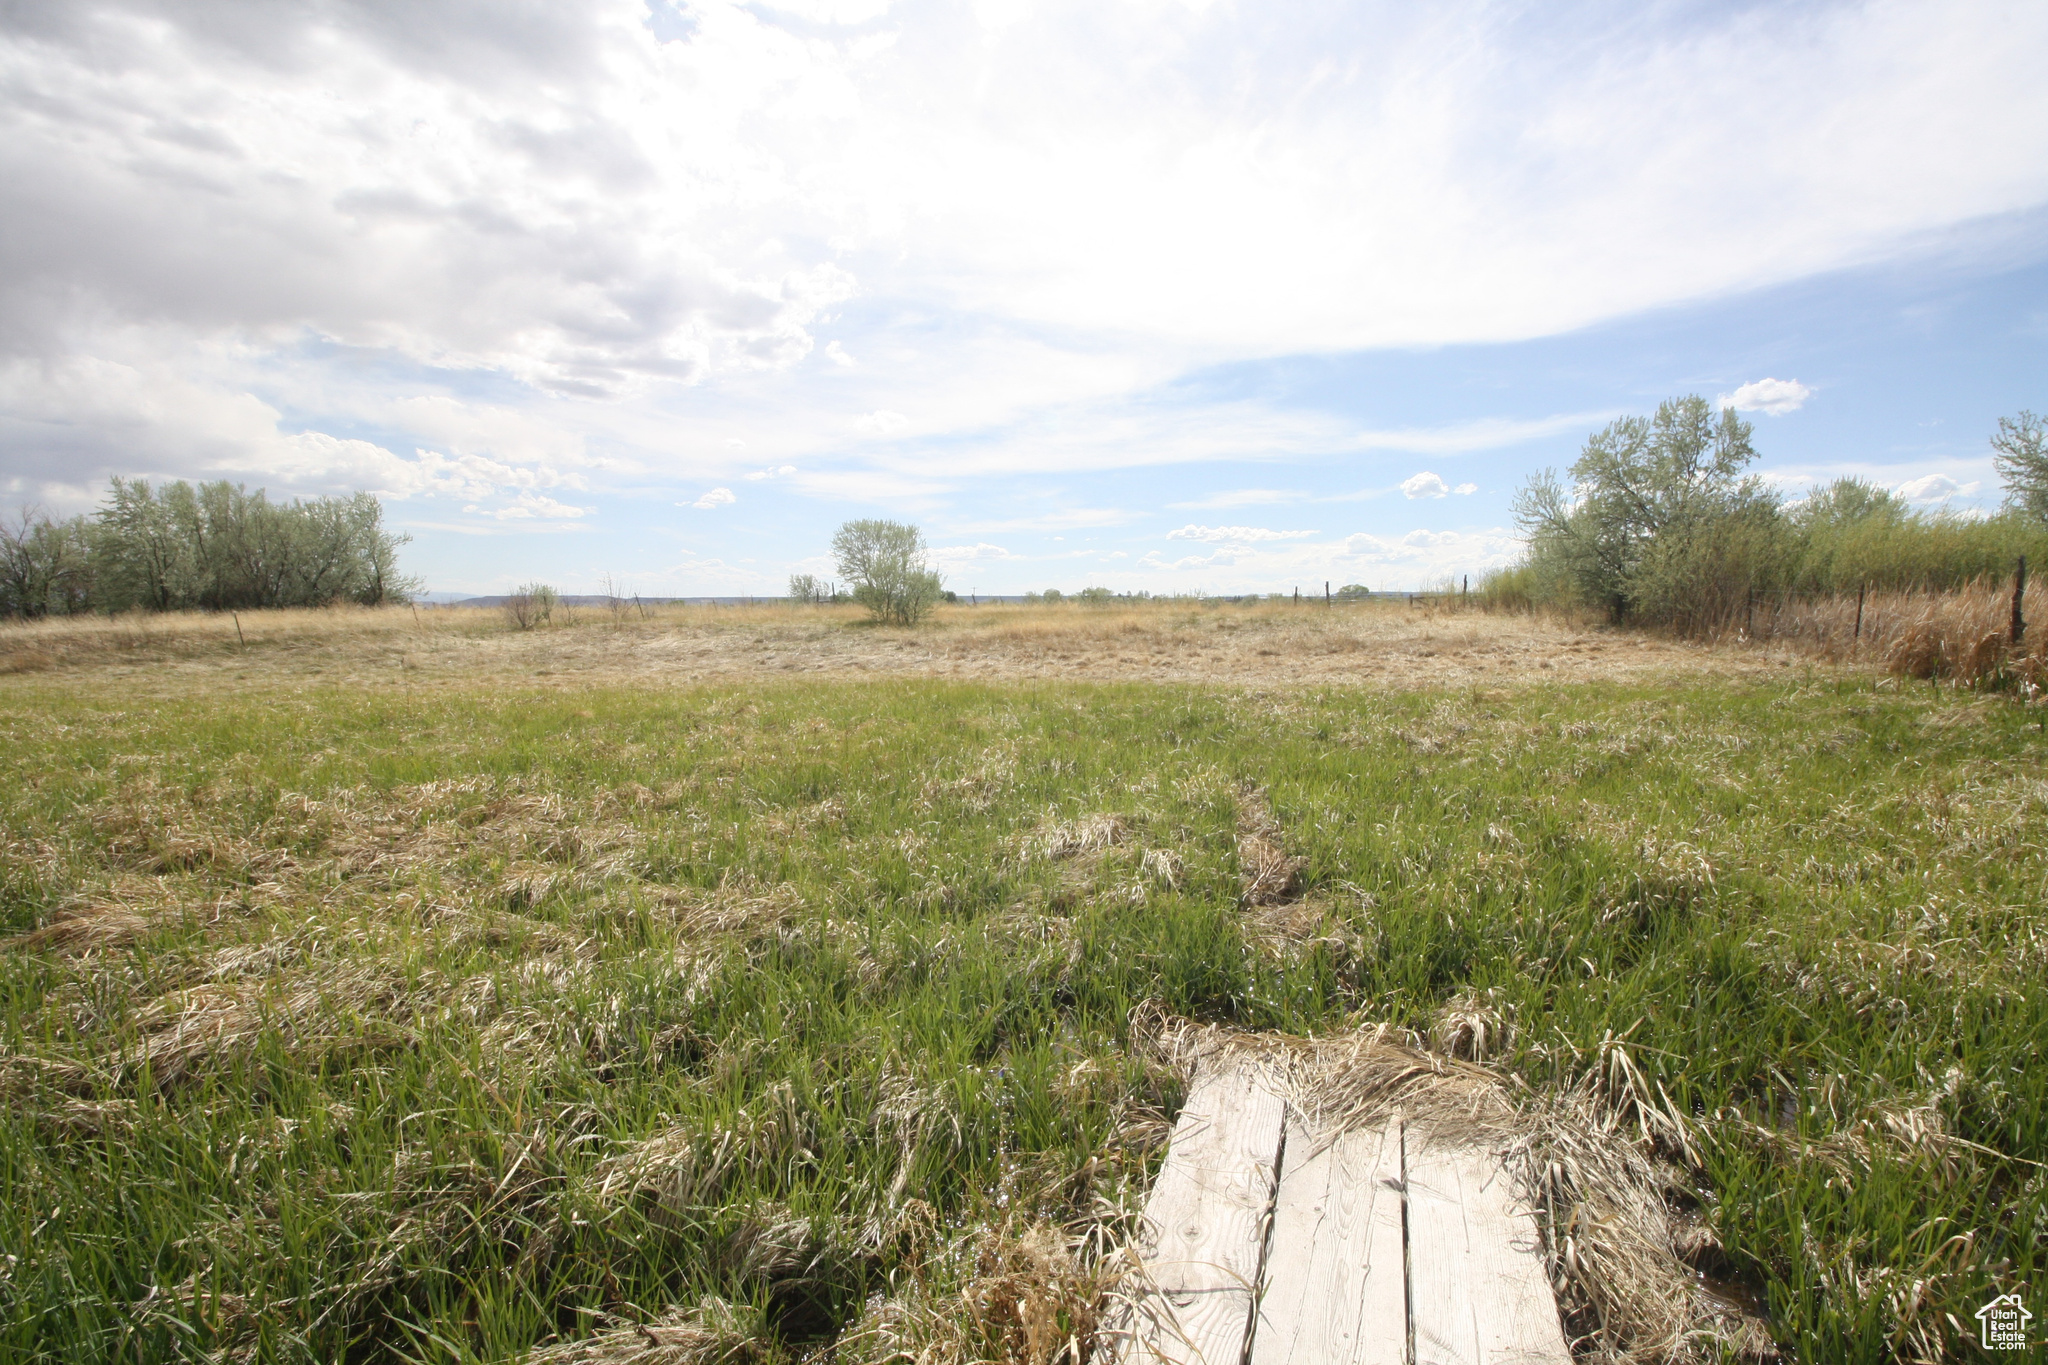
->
[1493,399,2048,633]
[0,479,417,619]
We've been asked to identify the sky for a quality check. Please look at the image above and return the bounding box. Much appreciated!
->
[3,0,2046,597]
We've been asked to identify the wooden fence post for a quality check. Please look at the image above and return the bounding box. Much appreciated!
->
[2014,555,2028,648]
[1853,582,1864,642]
[1325,581,1331,608]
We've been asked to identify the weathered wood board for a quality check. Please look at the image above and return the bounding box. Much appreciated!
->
[1119,1067,1571,1365]
[1118,1060,1286,1365]
[1405,1142,1572,1365]
[1248,1116,1406,1365]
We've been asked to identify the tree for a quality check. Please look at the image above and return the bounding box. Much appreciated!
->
[1992,410,2048,523]
[1512,396,1782,630]
[830,519,944,624]
[0,508,89,619]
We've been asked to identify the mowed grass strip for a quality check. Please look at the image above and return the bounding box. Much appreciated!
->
[0,675,2042,1363]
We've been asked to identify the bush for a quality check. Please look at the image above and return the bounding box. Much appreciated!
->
[1788,480,2045,594]
[829,520,945,625]
[504,583,558,630]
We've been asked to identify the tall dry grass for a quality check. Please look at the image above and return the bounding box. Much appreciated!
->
[1737,578,2048,691]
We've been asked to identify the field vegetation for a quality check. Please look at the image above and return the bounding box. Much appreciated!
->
[1494,399,2048,652]
[1,600,2043,1364]
[0,480,415,619]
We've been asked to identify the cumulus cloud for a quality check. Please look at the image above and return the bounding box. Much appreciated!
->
[689,487,738,509]
[1894,474,1981,502]
[0,4,868,394]
[931,541,1019,564]
[1719,378,1813,415]
[1166,524,1316,542]
[1454,482,1478,495]
[1401,472,1450,499]
[1337,527,1522,569]
[744,465,798,481]
[468,491,591,520]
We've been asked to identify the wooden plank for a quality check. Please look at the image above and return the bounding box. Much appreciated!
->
[1405,1141,1572,1365]
[1248,1116,1405,1365]
[1117,1060,1287,1365]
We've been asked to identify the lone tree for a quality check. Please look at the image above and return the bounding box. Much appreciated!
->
[1992,410,2048,523]
[1511,395,1781,631]
[830,519,944,624]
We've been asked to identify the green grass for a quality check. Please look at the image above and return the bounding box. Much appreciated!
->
[0,674,2043,1362]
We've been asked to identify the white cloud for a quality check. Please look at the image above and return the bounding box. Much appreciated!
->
[1356,413,1612,454]
[1894,474,1981,502]
[1168,488,1303,509]
[931,541,1019,564]
[1166,523,1317,543]
[1401,472,1450,499]
[1719,378,1813,415]
[744,465,798,481]
[1337,527,1522,570]
[947,507,1130,533]
[5,0,2048,586]
[466,491,591,521]
[1453,482,1478,495]
[857,410,911,435]
[689,487,738,509]
[1141,548,1238,570]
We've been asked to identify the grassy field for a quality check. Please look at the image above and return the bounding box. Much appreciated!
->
[1,605,2043,1363]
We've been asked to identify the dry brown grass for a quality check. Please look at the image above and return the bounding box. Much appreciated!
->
[1737,579,2048,692]
[0,598,1798,691]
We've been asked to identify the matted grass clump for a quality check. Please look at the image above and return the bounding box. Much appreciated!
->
[1,665,2043,1363]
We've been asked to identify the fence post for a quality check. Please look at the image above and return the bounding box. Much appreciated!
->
[1325,581,1331,609]
[1744,586,1753,638]
[2014,555,2028,649]
[1853,582,1864,642]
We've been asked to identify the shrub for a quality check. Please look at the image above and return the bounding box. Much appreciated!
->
[504,583,558,630]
